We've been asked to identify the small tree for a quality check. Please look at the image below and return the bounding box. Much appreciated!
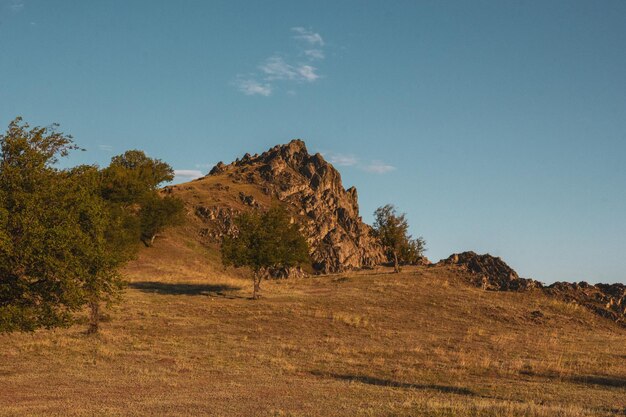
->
[373,204,426,273]
[103,149,183,247]
[139,193,185,246]
[221,205,310,299]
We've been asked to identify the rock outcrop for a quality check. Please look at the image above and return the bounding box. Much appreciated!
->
[545,282,626,325]
[439,251,626,326]
[440,252,541,291]
[192,140,386,273]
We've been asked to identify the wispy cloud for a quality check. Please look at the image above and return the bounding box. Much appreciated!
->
[98,144,113,152]
[291,27,324,46]
[9,0,24,12]
[363,161,396,174]
[174,169,204,180]
[235,27,325,96]
[260,56,297,81]
[236,78,272,96]
[325,153,359,167]
[304,49,325,60]
[296,65,319,82]
[259,56,319,83]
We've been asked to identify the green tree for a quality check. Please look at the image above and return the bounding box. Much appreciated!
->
[0,118,88,332]
[102,149,174,205]
[221,205,310,299]
[139,193,185,247]
[67,165,138,333]
[0,119,173,333]
[373,204,426,273]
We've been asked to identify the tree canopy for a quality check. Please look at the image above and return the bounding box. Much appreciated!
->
[221,205,310,299]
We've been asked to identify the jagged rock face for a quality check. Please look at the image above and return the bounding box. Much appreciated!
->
[202,140,386,273]
[440,252,541,291]
[546,282,626,326]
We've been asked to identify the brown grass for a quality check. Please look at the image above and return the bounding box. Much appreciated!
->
[1,235,625,416]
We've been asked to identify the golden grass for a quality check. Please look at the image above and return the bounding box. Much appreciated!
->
[1,237,625,416]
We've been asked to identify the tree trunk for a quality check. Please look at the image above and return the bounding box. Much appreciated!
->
[87,300,100,334]
[393,251,401,273]
[252,270,261,300]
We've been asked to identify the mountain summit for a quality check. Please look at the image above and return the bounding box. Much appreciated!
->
[167,140,385,273]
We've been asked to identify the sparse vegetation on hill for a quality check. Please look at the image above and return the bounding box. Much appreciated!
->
[1,131,625,416]
[1,260,625,416]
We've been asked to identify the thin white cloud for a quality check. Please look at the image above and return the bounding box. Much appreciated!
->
[326,153,358,167]
[260,56,297,81]
[98,144,113,152]
[296,65,319,82]
[291,27,324,46]
[174,169,204,180]
[259,56,319,83]
[304,49,325,60]
[236,78,272,96]
[363,161,396,174]
[235,27,325,96]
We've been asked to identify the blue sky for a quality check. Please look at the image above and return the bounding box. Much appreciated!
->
[1,0,625,283]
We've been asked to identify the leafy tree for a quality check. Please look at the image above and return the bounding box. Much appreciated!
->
[373,204,426,273]
[0,119,180,333]
[221,205,310,299]
[102,149,183,247]
[0,118,89,332]
[139,193,185,247]
[101,149,174,205]
[66,165,138,333]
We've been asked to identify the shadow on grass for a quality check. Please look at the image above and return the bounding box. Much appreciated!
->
[521,370,626,389]
[311,371,475,396]
[567,374,626,388]
[129,281,242,298]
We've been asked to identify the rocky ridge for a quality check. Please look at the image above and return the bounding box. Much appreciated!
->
[440,251,626,326]
[186,140,386,273]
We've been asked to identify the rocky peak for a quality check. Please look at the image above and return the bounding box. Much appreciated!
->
[200,140,385,273]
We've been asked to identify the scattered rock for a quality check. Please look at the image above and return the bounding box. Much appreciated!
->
[439,252,541,291]
[439,251,626,327]
[545,282,626,326]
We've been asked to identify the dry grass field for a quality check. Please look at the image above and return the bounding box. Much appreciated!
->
[1,232,625,416]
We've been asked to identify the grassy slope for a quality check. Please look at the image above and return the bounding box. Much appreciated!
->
[1,227,625,416]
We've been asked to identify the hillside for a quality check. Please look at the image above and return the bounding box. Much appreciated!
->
[160,139,385,274]
[3,140,624,416]
[1,255,625,416]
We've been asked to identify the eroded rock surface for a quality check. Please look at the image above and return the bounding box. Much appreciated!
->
[195,140,385,273]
